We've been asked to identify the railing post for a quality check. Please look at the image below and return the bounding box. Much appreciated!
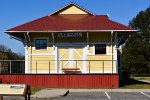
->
[49,61,50,74]
[19,63,21,74]
[36,61,37,74]
[62,60,63,74]
[116,60,118,74]
[112,60,113,74]
[103,60,104,74]
[76,60,77,73]
[10,60,11,74]
[89,61,90,74]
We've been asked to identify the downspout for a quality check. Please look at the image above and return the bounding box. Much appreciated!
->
[27,32,32,73]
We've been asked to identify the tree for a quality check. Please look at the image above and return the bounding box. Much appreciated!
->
[0,44,24,60]
[123,6,150,74]
[123,33,150,74]
[129,6,150,42]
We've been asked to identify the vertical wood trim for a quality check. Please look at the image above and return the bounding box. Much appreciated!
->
[25,45,28,73]
[111,31,113,74]
[114,32,118,73]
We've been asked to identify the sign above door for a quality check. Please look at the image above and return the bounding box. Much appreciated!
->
[58,32,82,38]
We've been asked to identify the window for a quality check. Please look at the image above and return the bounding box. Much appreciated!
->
[95,44,106,54]
[35,39,47,49]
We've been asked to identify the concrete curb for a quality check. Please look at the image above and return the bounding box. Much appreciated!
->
[31,89,69,99]
[69,89,150,92]
[31,88,150,99]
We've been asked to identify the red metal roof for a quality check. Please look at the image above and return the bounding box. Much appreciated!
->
[6,15,134,31]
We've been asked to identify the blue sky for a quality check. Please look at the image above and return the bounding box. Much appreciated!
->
[0,0,150,54]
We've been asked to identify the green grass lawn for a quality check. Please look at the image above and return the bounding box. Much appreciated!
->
[133,77,150,81]
[31,88,42,95]
[120,76,150,89]
[120,84,150,89]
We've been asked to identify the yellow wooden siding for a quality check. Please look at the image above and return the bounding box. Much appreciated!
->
[72,48,83,69]
[73,48,83,59]
[58,47,84,69]
[26,32,116,73]
[89,45,94,54]
[89,32,111,42]
[87,61,103,71]
[59,48,69,59]
[87,55,115,60]
[28,56,55,72]
[73,61,83,69]
[27,32,54,54]
[59,61,69,69]
[32,46,54,54]
[108,44,115,53]
[59,48,69,68]
[87,60,116,72]
[87,53,116,72]
[59,5,88,14]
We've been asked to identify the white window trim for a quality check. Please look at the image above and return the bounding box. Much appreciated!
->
[33,37,49,50]
[106,43,115,55]
[87,44,95,55]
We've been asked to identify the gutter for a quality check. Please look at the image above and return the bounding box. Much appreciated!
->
[5,30,137,33]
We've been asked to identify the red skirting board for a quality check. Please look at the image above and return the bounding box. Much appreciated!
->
[0,74,119,88]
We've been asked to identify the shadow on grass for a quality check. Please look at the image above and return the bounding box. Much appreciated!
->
[119,72,150,87]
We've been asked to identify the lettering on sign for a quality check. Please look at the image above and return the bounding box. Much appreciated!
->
[58,33,82,37]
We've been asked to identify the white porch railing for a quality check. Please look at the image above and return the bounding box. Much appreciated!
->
[0,60,118,74]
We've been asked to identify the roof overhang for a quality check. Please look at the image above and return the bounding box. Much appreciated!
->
[5,30,137,44]
[5,30,137,33]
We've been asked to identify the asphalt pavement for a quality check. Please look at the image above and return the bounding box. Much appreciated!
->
[50,92,150,100]
[3,91,150,100]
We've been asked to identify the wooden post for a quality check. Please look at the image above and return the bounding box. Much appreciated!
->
[10,60,11,74]
[89,61,90,73]
[25,94,27,100]
[111,31,113,74]
[27,85,31,100]
[49,61,50,74]
[36,61,37,74]
[0,96,3,100]
[103,60,104,74]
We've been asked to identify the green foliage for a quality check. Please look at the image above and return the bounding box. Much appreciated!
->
[123,33,150,74]
[129,6,150,42]
[0,44,24,60]
[123,6,150,74]
[31,88,42,94]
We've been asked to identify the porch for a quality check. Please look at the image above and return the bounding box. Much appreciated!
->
[0,60,119,88]
[0,60,118,74]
